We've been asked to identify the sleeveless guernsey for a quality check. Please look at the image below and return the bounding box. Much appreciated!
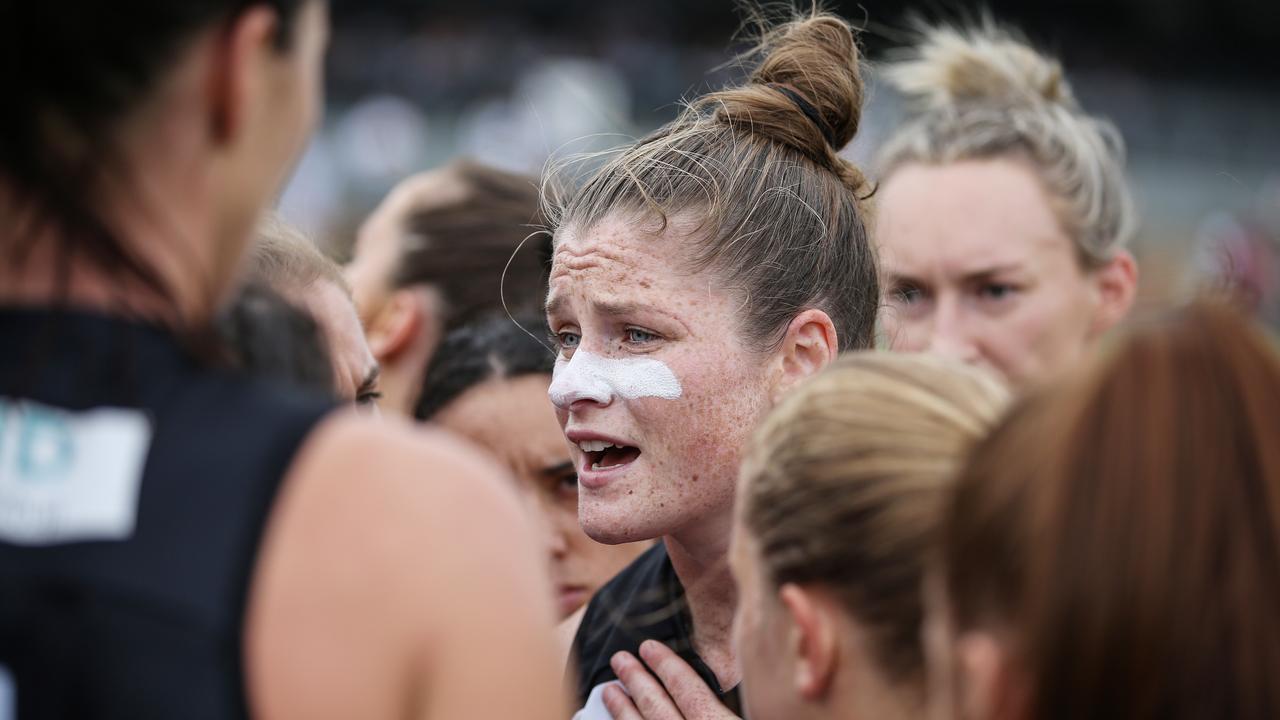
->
[570,542,743,717]
[0,308,333,719]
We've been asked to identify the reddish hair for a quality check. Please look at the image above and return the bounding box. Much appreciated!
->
[943,301,1280,719]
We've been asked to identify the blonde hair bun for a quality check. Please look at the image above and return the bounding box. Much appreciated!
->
[885,22,1076,112]
[876,19,1136,262]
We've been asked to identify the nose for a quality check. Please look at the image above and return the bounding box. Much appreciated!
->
[926,300,982,366]
[548,351,613,410]
[546,509,570,560]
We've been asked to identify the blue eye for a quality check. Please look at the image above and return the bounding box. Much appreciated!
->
[626,328,658,344]
[557,332,581,349]
[892,284,924,304]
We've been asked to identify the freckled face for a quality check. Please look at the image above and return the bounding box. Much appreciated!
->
[546,213,772,545]
[877,159,1101,389]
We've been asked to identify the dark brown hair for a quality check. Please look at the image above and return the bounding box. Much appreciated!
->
[546,6,878,352]
[943,301,1280,719]
[0,0,307,315]
[413,313,553,422]
[388,159,549,332]
[742,353,1008,689]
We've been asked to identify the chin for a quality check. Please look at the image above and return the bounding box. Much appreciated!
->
[579,494,669,545]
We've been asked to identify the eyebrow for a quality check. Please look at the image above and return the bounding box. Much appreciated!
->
[541,460,576,476]
[357,364,381,393]
[886,262,1024,285]
[594,300,645,318]
[544,294,565,317]
[958,263,1024,283]
[544,296,665,321]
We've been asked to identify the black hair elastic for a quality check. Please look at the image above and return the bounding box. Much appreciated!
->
[768,83,840,148]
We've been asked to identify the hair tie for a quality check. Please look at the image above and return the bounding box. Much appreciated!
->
[768,83,840,149]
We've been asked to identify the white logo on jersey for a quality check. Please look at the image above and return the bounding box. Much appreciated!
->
[0,398,152,545]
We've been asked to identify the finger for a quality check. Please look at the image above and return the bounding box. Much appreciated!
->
[602,683,644,720]
[639,641,731,717]
[611,651,681,720]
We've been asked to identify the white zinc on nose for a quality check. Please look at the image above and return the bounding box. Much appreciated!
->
[548,350,683,409]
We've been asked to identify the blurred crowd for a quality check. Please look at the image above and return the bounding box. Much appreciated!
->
[1,2,1278,719]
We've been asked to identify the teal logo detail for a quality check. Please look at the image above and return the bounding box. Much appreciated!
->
[0,400,77,482]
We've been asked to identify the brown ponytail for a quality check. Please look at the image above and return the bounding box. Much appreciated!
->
[697,12,873,204]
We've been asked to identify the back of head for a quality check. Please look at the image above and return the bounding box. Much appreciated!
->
[246,214,347,299]
[741,352,1009,687]
[389,160,549,331]
[0,1,308,311]
[549,6,878,351]
[216,281,335,395]
[945,301,1280,719]
[877,20,1135,265]
[414,314,554,421]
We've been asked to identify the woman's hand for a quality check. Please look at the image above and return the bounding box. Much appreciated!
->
[603,640,741,720]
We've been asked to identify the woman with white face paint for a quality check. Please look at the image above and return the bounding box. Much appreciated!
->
[546,9,879,718]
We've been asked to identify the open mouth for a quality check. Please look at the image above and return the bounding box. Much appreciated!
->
[577,440,642,472]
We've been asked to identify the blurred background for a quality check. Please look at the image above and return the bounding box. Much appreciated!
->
[282,0,1280,320]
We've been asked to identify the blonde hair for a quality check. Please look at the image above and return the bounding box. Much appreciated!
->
[876,21,1136,266]
[245,214,348,296]
[546,7,879,351]
[740,352,1009,686]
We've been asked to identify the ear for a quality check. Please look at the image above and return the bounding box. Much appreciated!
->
[205,5,281,145]
[772,309,838,402]
[955,631,1024,720]
[779,583,839,701]
[1088,249,1139,338]
[366,287,435,361]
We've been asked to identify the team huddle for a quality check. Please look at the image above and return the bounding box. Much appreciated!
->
[1,2,1277,720]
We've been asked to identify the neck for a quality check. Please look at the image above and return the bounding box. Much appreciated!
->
[829,617,924,720]
[381,356,428,417]
[665,508,739,691]
[0,220,215,326]
[380,328,441,418]
[372,287,442,417]
[0,111,226,324]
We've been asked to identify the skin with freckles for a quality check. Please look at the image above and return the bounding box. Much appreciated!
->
[431,373,649,619]
[546,213,774,549]
[878,158,1136,389]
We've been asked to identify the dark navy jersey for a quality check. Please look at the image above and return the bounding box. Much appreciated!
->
[0,308,333,719]
[569,542,742,715]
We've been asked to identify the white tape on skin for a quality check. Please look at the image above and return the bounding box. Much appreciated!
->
[549,350,683,408]
[572,681,627,720]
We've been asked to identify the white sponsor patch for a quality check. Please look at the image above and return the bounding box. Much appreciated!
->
[0,398,152,545]
[549,350,682,408]
[572,680,627,720]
